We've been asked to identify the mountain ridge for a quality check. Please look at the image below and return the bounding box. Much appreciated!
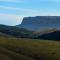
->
[17,16,60,31]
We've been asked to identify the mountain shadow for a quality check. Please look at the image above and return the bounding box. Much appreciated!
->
[37,30,60,41]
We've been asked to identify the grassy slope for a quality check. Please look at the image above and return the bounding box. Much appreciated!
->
[0,37,60,60]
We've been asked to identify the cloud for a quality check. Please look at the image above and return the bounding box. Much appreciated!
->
[35,0,60,2]
[0,6,39,16]
[0,6,36,12]
[0,6,20,10]
[0,6,42,16]
[16,0,60,3]
[0,6,36,11]
[0,0,60,3]
[0,6,60,16]
[0,0,23,3]
[0,13,23,26]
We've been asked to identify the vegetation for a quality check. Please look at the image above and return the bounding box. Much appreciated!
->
[0,36,60,60]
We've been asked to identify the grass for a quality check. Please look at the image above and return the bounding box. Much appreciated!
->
[0,37,60,60]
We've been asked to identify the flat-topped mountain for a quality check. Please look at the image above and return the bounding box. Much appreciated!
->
[17,16,60,31]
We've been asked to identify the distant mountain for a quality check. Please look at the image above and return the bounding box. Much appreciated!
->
[17,16,60,31]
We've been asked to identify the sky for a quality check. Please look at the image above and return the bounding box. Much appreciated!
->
[0,0,60,25]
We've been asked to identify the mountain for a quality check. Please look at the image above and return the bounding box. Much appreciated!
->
[17,16,60,31]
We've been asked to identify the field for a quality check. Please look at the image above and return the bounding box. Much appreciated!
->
[0,37,60,60]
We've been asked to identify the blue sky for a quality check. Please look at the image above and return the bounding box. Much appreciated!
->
[0,0,60,25]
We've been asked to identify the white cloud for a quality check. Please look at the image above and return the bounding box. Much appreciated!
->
[0,0,60,3]
[35,0,60,2]
[0,6,42,16]
[0,6,60,16]
[0,0,23,3]
[17,0,60,3]
[0,6,37,11]
[0,6,20,10]
[0,13,23,26]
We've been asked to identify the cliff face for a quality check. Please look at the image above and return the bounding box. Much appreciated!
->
[17,16,60,31]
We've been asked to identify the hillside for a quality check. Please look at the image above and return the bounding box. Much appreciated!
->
[0,24,60,60]
[0,32,13,38]
[0,36,60,60]
[17,16,60,31]
[0,24,34,38]
[38,30,60,40]
[0,24,60,40]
